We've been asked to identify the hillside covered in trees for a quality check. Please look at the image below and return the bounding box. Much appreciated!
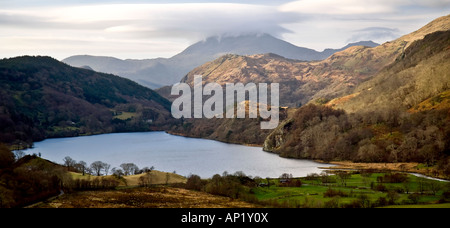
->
[0,56,174,148]
[263,30,450,178]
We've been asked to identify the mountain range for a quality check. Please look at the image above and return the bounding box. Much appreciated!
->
[62,34,378,89]
[167,14,450,167]
[262,17,450,167]
[175,15,450,108]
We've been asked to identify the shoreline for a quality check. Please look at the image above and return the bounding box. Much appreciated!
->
[22,131,449,181]
[165,131,263,148]
[167,131,450,181]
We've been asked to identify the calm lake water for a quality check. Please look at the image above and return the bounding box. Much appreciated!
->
[25,132,331,178]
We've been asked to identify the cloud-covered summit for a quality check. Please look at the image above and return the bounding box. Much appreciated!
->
[0,0,449,60]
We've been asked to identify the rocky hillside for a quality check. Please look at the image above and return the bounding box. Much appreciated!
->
[329,30,450,113]
[262,27,450,174]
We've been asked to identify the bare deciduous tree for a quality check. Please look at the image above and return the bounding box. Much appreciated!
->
[63,156,76,170]
[90,161,107,176]
[104,163,111,176]
[75,161,87,176]
[120,163,139,176]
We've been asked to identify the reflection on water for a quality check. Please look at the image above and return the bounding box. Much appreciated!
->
[25,132,331,178]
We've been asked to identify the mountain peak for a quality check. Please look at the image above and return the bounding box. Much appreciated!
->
[345,41,379,48]
[400,14,450,46]
[175,33,374,63]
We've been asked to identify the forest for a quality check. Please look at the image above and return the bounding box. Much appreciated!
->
[264,104,450,178]
[0,56,173,148]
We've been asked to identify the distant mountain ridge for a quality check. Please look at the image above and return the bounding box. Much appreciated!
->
[174,34,378,61]
[63,34,378,89]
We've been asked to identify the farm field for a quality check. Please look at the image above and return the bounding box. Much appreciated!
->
[252,171,450,208]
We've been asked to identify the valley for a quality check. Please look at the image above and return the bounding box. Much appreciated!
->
[1,12,450,209]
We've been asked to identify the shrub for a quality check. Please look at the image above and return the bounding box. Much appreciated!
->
[324,188,348,198]
[324,197,340,208]
[408,193,421,204]
[186,175,205,191]
[378,173,409,183]
[375,197,389,207]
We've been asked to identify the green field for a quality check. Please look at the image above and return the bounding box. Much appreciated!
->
[251,172,450,208]
[112,111,138,120]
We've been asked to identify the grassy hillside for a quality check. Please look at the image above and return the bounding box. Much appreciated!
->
[332,30,450,113]
[410,90,450,113]
[0,56,174,148]
[0,146,70,208]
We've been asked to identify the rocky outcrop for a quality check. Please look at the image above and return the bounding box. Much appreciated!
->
[263,118,293,153]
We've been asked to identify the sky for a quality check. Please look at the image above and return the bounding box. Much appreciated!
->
[1,0,450,60]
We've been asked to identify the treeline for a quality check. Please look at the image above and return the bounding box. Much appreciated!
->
[62,156,154,178]
[265,104,450,178]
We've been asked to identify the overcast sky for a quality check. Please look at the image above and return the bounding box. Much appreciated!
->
[1,0,449,60]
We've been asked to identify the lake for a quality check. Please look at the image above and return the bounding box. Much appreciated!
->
[25,131,331,178]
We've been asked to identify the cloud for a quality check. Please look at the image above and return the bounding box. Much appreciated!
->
[279,0,399,15]
[347,27,401,43]
[413,0,450,8]
[0,3,303,59]
[278,0,450,50]
[1,1,450,59]
[280,0,450,15]
[1,4,299,39]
